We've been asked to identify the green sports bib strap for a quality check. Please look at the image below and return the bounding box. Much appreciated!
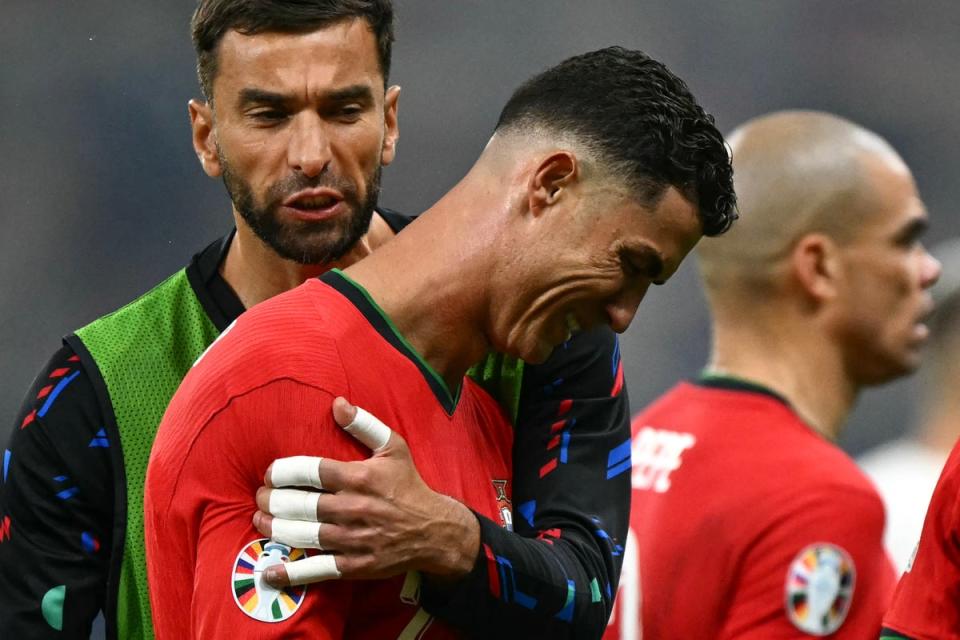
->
[73,269,219,639]
[467,352,525,425]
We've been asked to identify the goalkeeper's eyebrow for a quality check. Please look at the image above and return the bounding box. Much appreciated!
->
[237,85,374,110]
[237,88,291,110]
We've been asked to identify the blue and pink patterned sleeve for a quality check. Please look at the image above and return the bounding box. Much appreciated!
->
[421,326,631,638]
[0,344,114,638]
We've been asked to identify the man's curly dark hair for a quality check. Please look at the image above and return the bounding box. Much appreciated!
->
[495,46,737,236]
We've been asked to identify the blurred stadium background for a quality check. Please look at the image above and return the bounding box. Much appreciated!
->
[3,1,959,480]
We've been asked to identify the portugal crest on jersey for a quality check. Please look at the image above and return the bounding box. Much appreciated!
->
[784,543,855,636]
[492,479,513,531]
[232,538,307,622]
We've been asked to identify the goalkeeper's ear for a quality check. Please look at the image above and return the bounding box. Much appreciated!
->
[188,99,221,178]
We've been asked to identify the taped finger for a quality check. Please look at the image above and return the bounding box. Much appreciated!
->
[342,407,391,451]
[268,488,321,522]
[284,554,342,585]
[269,456,323,489]
[271,519,322,549]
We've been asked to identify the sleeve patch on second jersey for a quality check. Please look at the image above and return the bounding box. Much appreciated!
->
[784,543,855,636]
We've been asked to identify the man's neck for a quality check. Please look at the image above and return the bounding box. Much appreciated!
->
[342,196,494,392]
[220,210,394,309]
[707,319,858,440]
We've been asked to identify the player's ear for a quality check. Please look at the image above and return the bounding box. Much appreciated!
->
[189,99,222,178]
[528,151,578,218]
[380,85,401,167]
[791,233,841,303]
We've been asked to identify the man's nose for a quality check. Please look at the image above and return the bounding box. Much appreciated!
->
[922,251,942,290]
[605,283,650,333]
[287,112,331,178]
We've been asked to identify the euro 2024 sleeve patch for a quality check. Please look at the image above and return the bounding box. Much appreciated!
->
[232,538,308,622]
[784,543,855,636]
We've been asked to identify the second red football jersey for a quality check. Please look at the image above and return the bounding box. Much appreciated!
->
[605,379,895,640]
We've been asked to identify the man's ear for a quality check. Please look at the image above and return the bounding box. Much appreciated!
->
[528,151,578,217]
[189,99,222,178]
[381,85,401,167]
[790,233,842,303]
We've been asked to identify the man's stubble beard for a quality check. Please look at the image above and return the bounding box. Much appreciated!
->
[219,153,381,265]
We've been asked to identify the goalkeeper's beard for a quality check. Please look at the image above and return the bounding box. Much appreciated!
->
[220,155,380,265]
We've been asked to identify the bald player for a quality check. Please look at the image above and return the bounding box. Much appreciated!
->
[605,111,940,640]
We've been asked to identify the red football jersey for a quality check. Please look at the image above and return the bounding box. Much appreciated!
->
[882,438,960,640]
[604,380,895,640]
[145,271,513,639]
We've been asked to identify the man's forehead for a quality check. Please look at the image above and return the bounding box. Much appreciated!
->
[215,20,383,92]
[656,186,702,240]
[849,151,923,232]
[628,187,702,278]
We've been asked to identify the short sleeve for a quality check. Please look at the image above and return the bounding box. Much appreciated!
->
[721,485,896,639]
[146,381,364,639]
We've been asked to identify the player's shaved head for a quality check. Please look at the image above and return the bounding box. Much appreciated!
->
[698,110,906,298]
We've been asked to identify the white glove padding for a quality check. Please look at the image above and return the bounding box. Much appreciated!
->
[268,488,321,522]
[343,407,391,451]
[284,554,342,585]
[271,519,323,549]
[269,455,323,489]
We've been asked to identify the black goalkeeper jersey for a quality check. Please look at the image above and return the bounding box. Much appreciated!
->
[0,209,631,639]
